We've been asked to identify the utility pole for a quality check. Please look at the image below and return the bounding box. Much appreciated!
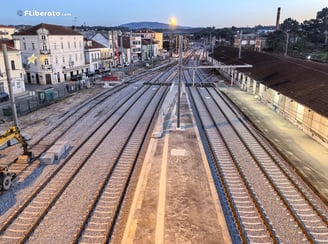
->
[118,31,124,81]
[2,44,19,127]
[238,30,243,59]
[111,30,116,67]
[150,37,153,67]
[177,35,183,129]
[284,32,289,56]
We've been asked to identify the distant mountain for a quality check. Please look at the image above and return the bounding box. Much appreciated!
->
[119,21,191,30]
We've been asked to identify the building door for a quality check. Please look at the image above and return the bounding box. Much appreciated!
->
[36,74,40,84]
[46,74,51,84]
[26,72,31,83]
[57,72,60,82]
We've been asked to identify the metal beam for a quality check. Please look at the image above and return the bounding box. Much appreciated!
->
[184,64,252,69]
[185,64,253,86]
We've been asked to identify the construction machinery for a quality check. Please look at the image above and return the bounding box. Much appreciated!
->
[0,126,33,191]
[0,165,16,191]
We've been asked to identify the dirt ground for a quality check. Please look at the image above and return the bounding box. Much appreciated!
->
[1,85,104,137]
[0,84,105,165]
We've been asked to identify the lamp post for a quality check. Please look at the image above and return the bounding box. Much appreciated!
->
[2,44,19,127]
[177,35,183,129]
[169,17,176,58]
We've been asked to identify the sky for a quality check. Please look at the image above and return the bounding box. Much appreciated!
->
[1,0,327,28]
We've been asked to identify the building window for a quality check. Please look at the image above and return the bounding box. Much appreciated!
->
[75,53,78,62]
[44,59,49,65]
[62,56,65,63]
[68,42,70,49]
[16,81,21,89]
[11,60,15,70]
[43,44,47,50]
[74,42,76,48]
[54,43,57,50]
[55,57,58,64]
[23,42,26,50]
[61,42,64,49]
[41,35,46,40]
[32,43,35,50]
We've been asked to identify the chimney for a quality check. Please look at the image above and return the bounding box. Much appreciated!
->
[275,7,281,30]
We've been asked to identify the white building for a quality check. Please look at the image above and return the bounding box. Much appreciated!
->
[91,31,119,67]
[14,23,88,85]
[84,39,110,73]
[0,39,26,94]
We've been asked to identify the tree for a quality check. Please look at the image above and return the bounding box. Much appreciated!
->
[316,7,328,44]
[280,18,300,33]
[301,19,322,45]
[265,30,286,53]
[280,18,300,49]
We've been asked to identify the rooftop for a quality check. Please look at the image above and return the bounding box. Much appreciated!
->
[213,46,328,117]
[14,23,82,36]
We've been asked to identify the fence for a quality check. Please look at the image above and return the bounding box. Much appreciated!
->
[2,79,94,118]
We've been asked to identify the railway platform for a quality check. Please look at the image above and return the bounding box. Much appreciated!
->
[121,85,232,243]
[220,85,328,204]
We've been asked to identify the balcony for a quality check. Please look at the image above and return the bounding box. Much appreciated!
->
[40,49,51,55]
[41,64,53,70]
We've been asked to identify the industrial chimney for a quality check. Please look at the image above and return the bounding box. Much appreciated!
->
[275,7,281,30]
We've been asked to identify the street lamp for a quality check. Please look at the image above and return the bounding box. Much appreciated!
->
[177,35,183,129]
[169,17,177,57]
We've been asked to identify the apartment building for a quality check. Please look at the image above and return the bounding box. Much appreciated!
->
[0,25,15,39]
[14,23,88,85]
[91,31,116,68]
[130,30,161,61]
[84,39,110,73]
[0,39,26,94]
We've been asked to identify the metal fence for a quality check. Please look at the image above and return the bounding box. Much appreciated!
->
[1,79,94,119]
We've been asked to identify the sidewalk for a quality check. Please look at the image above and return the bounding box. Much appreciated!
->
[219,85,328,203]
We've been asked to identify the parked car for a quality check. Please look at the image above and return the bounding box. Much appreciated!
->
[0,92,9,102]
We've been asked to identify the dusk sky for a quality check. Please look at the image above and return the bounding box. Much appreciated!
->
[1,0,327,28]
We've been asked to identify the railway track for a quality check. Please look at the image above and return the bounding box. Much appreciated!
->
[185,67,328,243]
[4,61,176,178]
[0,62,177,241]
[0,84,168,243]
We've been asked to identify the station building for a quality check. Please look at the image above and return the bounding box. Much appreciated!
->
[210,46,328,148]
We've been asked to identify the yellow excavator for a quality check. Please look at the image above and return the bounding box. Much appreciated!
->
[0,126,33,191]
